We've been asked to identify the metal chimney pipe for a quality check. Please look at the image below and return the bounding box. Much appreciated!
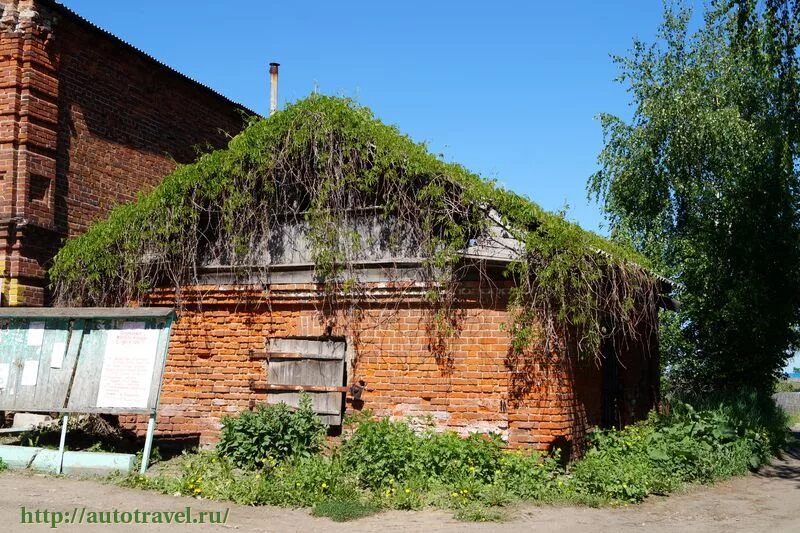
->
[269,62,280,116]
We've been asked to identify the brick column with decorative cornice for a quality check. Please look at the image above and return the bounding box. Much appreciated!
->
[0,0,59,305]
[0,0,251,306]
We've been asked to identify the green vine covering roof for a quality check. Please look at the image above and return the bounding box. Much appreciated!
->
[50,95,660,361]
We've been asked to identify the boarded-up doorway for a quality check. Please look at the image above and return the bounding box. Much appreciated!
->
[250,337,347,425]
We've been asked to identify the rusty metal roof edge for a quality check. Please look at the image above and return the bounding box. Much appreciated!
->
[0,307,175,318]
[479,206,678,289]
[43,0,258,117]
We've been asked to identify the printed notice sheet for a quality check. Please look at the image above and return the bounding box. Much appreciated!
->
[27,322,45,347]
[20,360,39,386]
[50,341,66,369]
[0,363,9,389]
[95,323,159,409]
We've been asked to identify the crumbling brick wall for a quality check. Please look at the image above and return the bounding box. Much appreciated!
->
[124,283,659,454]
[0,0,251,305]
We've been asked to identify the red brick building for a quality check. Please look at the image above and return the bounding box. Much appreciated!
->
[47,93,667,454]
[136,281,659,455]
[0,0,252,305]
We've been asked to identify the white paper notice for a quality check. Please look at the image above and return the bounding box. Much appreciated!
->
[27,322,45,347]
[50,341,66,369]
[20,360,39,386]
[0,363,9,389]
[95,323,159,409]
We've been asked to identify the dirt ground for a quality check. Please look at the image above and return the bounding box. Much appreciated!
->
[0,433,797,532]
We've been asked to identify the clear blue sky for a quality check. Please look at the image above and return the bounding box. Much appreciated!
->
[60,0,703,234]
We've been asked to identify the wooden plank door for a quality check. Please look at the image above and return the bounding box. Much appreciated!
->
[262,338,346,425]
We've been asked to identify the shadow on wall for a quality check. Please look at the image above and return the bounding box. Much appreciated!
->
[427,306,466,377]
[50,16,249,241]
[505,344,562,409]
[502,324,660,457]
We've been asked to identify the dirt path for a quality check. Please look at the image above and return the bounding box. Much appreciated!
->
[0,438,797,532]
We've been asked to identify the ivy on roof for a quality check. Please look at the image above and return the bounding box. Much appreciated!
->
[50,95,658,363]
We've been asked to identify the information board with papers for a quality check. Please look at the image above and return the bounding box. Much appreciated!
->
[0,308,174,414]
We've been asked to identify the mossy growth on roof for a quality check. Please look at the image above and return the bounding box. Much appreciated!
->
[50,95,658,362]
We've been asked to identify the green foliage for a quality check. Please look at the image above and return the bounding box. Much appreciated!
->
[132,446,163,472]
[255,454,362,507]
[0,457,7,472]
[124,451,363,507]
[311,499,380,522]
[418,431,505,484]
[339,408,782,507]
[775,379,800,392]
[51,93,659,365]
[679,389,789,454]
[570,396,787,502]
[452,503,507,523]
[118,398,788,520]
[493,449,562,500]
[217,395,325,468]
[339,418,509,488]
[591,0,800,394]
[339,418,420,487]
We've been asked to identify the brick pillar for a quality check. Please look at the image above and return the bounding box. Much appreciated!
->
[0,0,59,306]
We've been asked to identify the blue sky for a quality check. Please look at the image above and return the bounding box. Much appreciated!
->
[60,0,703,233]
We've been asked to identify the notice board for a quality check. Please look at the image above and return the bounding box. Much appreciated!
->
[0,308,174,414]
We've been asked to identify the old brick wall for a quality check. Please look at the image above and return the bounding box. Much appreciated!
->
[0,0,251,305]
[124,283,658,453]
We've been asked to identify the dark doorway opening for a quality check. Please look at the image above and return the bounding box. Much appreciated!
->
[601,339,622,429]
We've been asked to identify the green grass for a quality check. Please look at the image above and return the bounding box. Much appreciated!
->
[774,380,800,393]
[453,503,507,522]
[311,500,381,522]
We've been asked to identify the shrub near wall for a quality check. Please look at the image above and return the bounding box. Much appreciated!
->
[572,396,785,502]
[216,395,326,468]
[338,418,509,488]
